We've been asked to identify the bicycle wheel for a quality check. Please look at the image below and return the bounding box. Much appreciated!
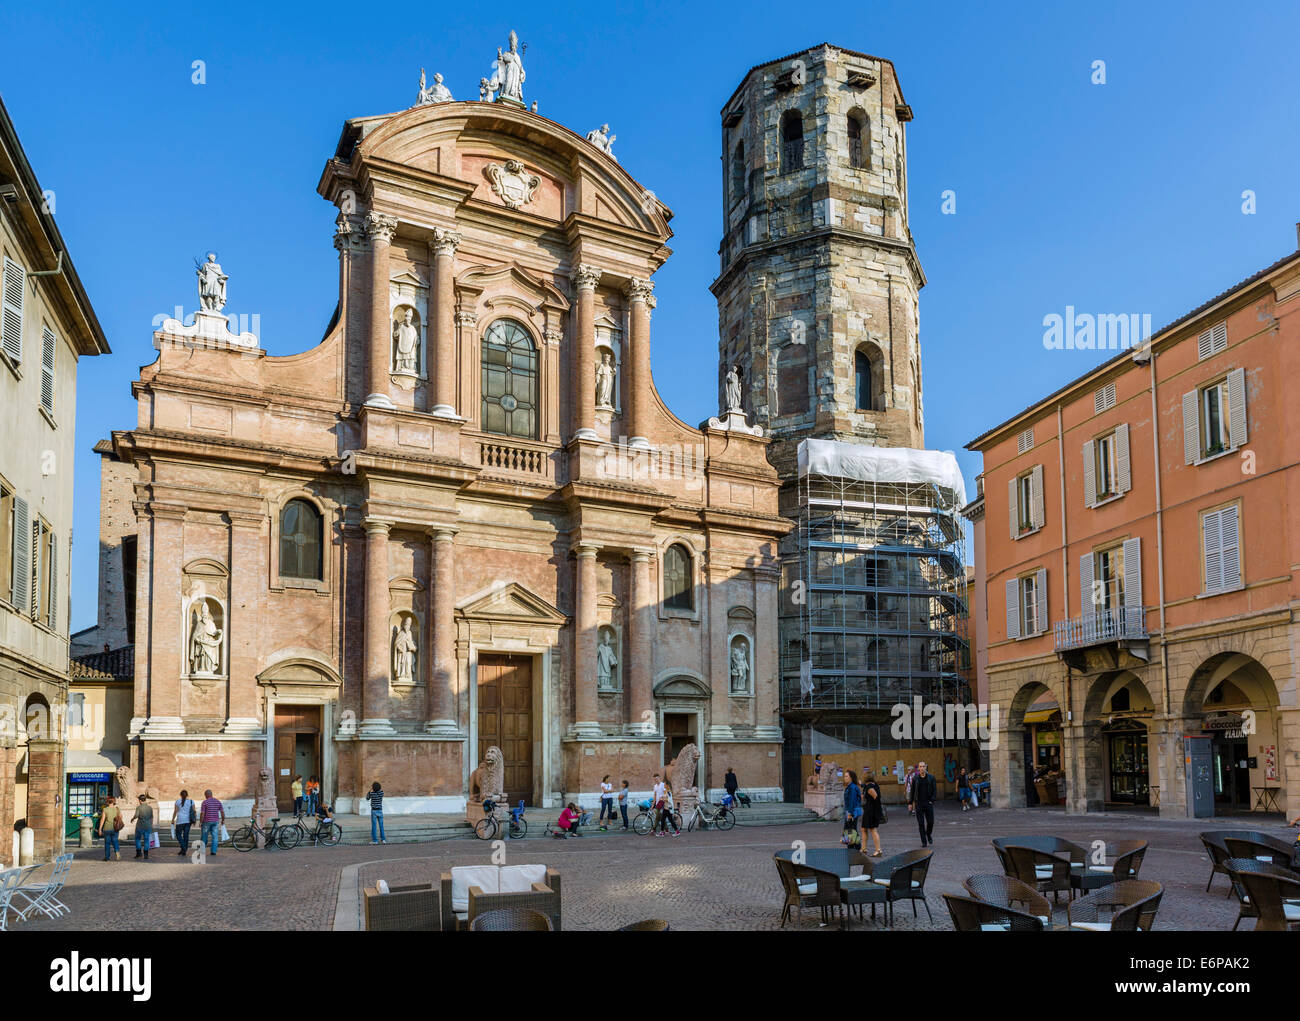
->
[320,823,343,846]
[632,811,653,835]
[276,824,302,849]
[231,826,257,852]
[715,808,736,831]
[509,818,527,839]
[686,811,698,832]
[474,816,498,840]
[671,810,683,831]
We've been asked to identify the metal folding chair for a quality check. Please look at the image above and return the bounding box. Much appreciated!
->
[11,854,74,922]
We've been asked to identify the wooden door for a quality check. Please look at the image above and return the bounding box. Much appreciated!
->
[274,733,295,810]
[478,655,533,805]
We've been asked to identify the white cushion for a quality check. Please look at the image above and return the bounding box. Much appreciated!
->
[499,864,547,893]
[1256,856,1273,862]
[1087,864,1114,873]
[1034,865,1055,878]
[454,910,468,922]
[1070,921,1112,931]
[796,881,818,895]
[1037,915,1050,924]
[375,879,390,894]
[872,877,921,888]
[450,865,500,912]
[979,922,1011,931]
[1284,903,1300,921]
[839,875,873,886]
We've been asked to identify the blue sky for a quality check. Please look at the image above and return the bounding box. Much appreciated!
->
[2,0,1297,632]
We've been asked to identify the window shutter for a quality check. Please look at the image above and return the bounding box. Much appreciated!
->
[1122,537,1142,611]
[1005,579,1020,640]
[1197,327,1214,360]
[1081,440,1096,507]
[1035,567,1048,636]
[40,325,55,414]
[11,496,29,613]
[46,532,57,630]
[30,519,40,620]
[1226,367,1247,446]
[1203,509,1223,593]
[2,257,23,363]
[1182,390,1200,464]
[1008,478,1019,540]
[1030,465,1044,529]
[1220,505,1241,591]
[1115,424,1131,494]
[1079,552,1095,615]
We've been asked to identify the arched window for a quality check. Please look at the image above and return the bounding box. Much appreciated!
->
[481,318,538,438]
[847,112,868,169]
[780,111,804,174]
[731,140,746,206]
[855,349,873,410]
[280,499,323,580]
[663,544,693,611]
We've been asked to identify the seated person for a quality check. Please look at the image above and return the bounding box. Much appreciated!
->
[315,802,333,824]
[553,802,582,838]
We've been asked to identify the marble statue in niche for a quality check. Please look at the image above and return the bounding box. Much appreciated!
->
[189,602,223,676]
[595,349,616,410]
[392,306,420,375]
[597,628,619,690]
[730,636,750,693]
[393,616,417,684]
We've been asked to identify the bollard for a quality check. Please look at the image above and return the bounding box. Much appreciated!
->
[10,829,17,868]
[19,826,35,865]
[80,814,94,849]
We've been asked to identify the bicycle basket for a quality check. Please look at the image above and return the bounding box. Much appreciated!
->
[720,794,734,807]
[482,798,496,814]
[638,799,652,811]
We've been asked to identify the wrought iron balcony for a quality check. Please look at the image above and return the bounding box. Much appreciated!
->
[1053,606,1148,652]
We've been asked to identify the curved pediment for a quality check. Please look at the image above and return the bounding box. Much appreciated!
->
[257,652,343,690]
[653,674,711,699]
[457,263,569,315]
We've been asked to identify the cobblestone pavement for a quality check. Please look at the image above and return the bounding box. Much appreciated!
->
[19,805,1293,931]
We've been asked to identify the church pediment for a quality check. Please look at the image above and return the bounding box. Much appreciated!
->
[653,674,711,699]
[458,582,567,626]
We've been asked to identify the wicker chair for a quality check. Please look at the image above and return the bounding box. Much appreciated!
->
[943,892,1045,931]
[1072,840,1148,895]
[868,848,934,926]
[363,883,439,931]
[1066,880,1163,931]
[469,908,553,931]
[1224,835,1299,871]
[618,918,670,931]
[1223,858,1300,932]
[774,854,844,928]
[439,866,562,932]
[963,873,1053,929]
[1006,844,1074,903]
[1199,832,1237,894]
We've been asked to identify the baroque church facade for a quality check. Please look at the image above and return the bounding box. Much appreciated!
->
[106,38,791,815]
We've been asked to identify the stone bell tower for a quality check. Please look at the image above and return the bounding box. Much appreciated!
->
[711,43,926,481]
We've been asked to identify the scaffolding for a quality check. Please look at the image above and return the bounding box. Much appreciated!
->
[779,441,971,752]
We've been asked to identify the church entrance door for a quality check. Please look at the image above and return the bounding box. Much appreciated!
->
[273,705,320,812]
[478,654,533,805]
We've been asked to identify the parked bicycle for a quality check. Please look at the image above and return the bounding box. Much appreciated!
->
[684,796,736,832]
[632,799,682,835]
[231,816,299,851]
[474,799,527,840]
[290,812,343,847]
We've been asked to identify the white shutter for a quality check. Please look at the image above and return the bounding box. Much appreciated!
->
[1035,567,1048,636]
[1220,505,1241,591]
[1122,537,1142,611]
[1115,424,1131,494]
[30,519,40,620]
[1203,509,1223,593]
[1182,390,1200,464]
[2,257,23,363]
[40,325,56,414]
[1079,552,1095,614]
[1030,465,1044,529]
[46,532,57,630]
[11,496,29,613]
[1226,367,1247,447]
[1082,440,1096,507]
[1005,578,1020,640]
[1197,327,1214,360]
[1008,478,1019,540]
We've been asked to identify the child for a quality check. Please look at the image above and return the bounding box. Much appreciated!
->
[618,780,630,831]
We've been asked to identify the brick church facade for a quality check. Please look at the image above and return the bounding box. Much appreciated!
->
[106,68,790,816]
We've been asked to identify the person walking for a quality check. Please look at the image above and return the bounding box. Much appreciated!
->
[173,789,196,855]
[843,770,863,848]
[199,789,225,857]
[97,796,122,861]
[908,760,938,847]
[598,774,615,831]
[861,769,884,857]
[133,794,155,860]
[657,780,680,837]
[618,779,631,831]
[956,767,972,812]
[724,766,739,806]
[367,781,386,844]
[291,775,304,816]
[651,772,665,832]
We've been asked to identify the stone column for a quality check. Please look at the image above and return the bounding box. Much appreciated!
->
[224,512,264,734]
[360,520,395,736]
[571,265,601,440]
[624,278,654,447]
[425,528,460,735]
[570,543,601,737]
[429,227,463,418]
[142,504,186,735]
[364,211,398,409]
[625,550,654,734]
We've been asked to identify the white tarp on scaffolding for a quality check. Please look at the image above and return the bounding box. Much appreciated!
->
[796,439,968,506]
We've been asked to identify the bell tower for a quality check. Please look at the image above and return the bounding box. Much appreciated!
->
[711,43,926,481]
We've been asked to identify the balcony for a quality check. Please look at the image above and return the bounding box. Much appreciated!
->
[479,440,552,480]
[1053,606,1149,670]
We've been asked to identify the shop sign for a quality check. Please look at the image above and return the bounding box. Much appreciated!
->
[68,772,112,784]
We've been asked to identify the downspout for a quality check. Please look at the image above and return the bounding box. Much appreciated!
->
[1148,346,1172,811]
[1057,403,1075,805]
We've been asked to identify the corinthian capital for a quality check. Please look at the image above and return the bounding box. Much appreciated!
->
[573,264,603,291]
[365,212,399,243]
[430,227,463,257]
[624,277,654,303]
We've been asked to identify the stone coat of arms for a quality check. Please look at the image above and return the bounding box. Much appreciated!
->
[486,160,541,210]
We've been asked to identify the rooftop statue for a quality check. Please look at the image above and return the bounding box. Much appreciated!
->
[416,68,453,106]
[487,30,526,105]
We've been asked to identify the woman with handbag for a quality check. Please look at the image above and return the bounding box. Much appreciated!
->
[173,789,196,855]
[98,796,122,861]
[861,769,885,857]
[842,771,863,848]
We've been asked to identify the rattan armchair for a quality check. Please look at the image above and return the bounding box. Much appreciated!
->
[1224,835,1299,871]
[1223,858,1300,932]
[439,867,562,932]
[1072,840,1148,895]
[1006,844,1074,903]
[774,854,844,928]
[363,883,439,931]
[964,873,1053,929]
[943,892,1045,931]
[1066,879,1163,931]
[868,848,934,926]
[1199,832,1236,894]
[469,908,553,931]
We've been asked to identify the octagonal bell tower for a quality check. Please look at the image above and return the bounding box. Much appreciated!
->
[710,43,926,482]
